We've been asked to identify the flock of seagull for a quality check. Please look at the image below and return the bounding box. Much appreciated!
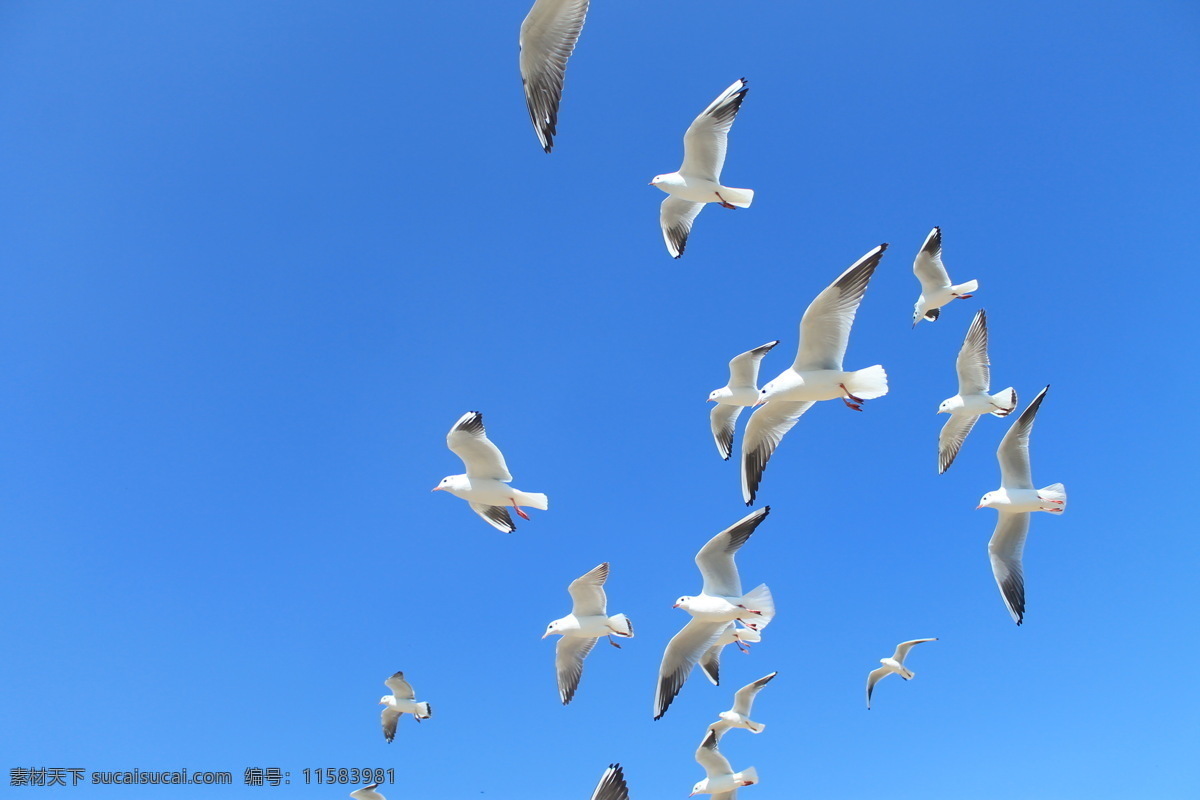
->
[348,2,1070,797]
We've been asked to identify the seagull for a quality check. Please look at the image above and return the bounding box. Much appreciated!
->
[349,783,386,800]
[543,562,634,704]
[936,309,1018,473]
[699,622,762,686]
[912,227,977,326]
[519,0,590,152]
[741,244,889,504]
[433,411,548,533]
[708,341,780,460]
[690,728,759,797]
[708,672,777,738]
[651,79,754,258]
[378,671,432,743]
[588,764,629,800]
[978,386,1067,625]
[654,508,774,720]
[865,638,937,709]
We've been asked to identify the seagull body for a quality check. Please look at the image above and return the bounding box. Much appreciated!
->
[912,227,977,325]
[655,508,774,719]
[519,0,590,152]
[589,764,629,800]
[700,622,762,686]
[937,309,1018,473]
[433,411,548,533]
[741,244,889,504]
[349,783,386,800]
[708,341,780,460]
[691,729,759,797]
[652,79,753,258]
[378,671,432,743]
[709,672,776,737]
[865,638,937,709]
[544,563,634,705]
[979,386,1067,624]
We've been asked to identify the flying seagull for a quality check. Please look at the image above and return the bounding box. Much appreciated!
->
[708,341,780,460]
[588,764,629,800]
[912,227,977,325]
[519,0,590,152]
[378,671,432,743]
[866,638,937,709]
[708,671,777,738]
[543,562,634,704]
[690,728,758,798]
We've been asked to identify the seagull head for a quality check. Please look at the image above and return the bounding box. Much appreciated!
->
[432,475,466,493]
[542,619,564,639]
[690,779,709,796]
[977,491,997,510]
[378,696,392,706]
[937,397,958,415]
[708,387,730,403]
[912,303,925,328]
[673,596,693,610]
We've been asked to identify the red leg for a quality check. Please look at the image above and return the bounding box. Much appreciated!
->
[511,499,531,520]
[607,635,622,648]
[840,383,864,411]
[715,192,737,210]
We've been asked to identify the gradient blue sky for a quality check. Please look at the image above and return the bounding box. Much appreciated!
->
[3,2,1198,798]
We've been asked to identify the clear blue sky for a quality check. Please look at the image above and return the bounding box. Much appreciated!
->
[2,2,1198,798]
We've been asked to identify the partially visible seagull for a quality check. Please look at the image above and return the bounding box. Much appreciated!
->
[378,671,432,743]
[866,638,937,709]
[349,783,386,800]
[690,728,759,798]
[742,244,889,504]
[708,672,777,737]
[543,562,634,705]
[978,386,1066,625]
[912,227,977,326]
[655,508,774,720]
[519,0,590,152]
[652,79,754,258]
[588,764,630,800]
[937,309,1018,473]
[699,622,762,686]
[708,341,780,460]
[433,411,548,533]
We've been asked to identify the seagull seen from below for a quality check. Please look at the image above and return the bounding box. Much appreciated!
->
[708,341,780,460]
[378,671,432,743]
[588,764,629,800]
[543,562,634,705]
[699,622,762,686]
[708,671,777,738]
[652,79,754,258]
[979,385,1066,625]
[912,226,977,326]
[655,507,775,720]
[937,309,1018,473]
[433,411,548,533]
[519,0,590,152]
[691,728,759,798]
[741,244,890,505]
[866,638,937,709]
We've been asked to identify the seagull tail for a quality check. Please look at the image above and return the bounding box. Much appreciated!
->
[899,667,916,680]
[847,365,889,400]
[607,613,634,638]
[952,279,979,296]
[517,492,549,510]
[990,387,1018,416]
[749,720,765,733]
[735,767,759,786]
[740,584,775,628]
[1039,483,1067,512]
[719,186,754,208]
[417,702,432,719]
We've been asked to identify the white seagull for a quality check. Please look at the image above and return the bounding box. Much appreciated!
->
[654,508,774,719]
[519,0,590,152]
[979,386,1066,625]
[690,728,759,798]
[699,622,762,686]
[378,671,432,743]
[708,341,780,460]
[937,309,1018,473]
[543,562,634,704]
[433,411,548,533]
[741,244,890,504]
[588,764,629,800]
[349,783,386,800]
[708,671,777,738]
[865,638,937,709]
[652,79,754,258]
[912,227,977,326]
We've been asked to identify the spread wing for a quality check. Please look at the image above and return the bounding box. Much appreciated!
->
[518,0,590,152]
[555,635,597,705]
[695,507,770,597]
[710,403,743,461]
[654,618,727,719]
[728,341,779,387]
[447,411,512,480]
[731,671,776,716]
[956,308,991,395]
[589,764,629,800]
[695,728,734,777]
[469,502,517,533]
[568,562,609,616]
[380,707,401,743]
[988,512,1029,625]
[740,400,815,505]
[913,226,951,292]
[661,196,705,258]
[384,671,415,700]
[680,78,748,182]
[997,386,1049,489]
[866,667,891,709]
[938,413,979,475]
[892,638,937,663]
[794,244,888,371]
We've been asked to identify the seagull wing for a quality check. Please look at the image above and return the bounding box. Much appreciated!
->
[866,667,891,709]
[989,511,1030,625]
[380,707,401,743]
[695,507,771,597]
[384,671,416,700]
[447,411,512,480]
[680,78,748,182]
[728,340,780,387]
[740,400,815,505]
[518,0,590,153]
[892,638,937,664]
[956,309,991,394]
[710,403,744,461]
[589,764,629,800]
[555,635,598,705]
[794,244,888,372]
[913,226,951,292]
[660,196,705,258]
[997,385,1049,490]
[695,728,734,777]
[938,413,979,475]
[568,562,609,616]
[654,618,727,719]
[469,502,517,533]
[731,671,777,716]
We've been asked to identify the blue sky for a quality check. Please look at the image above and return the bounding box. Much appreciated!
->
[2,1,1198,797]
